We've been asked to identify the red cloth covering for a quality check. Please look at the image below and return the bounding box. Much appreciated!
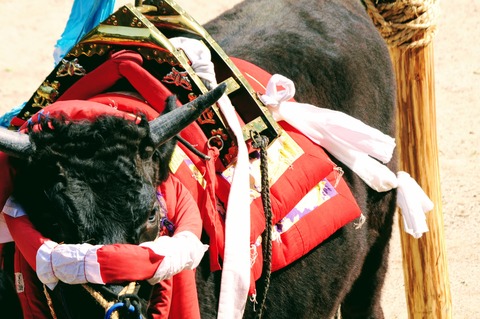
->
[58,50,178,113]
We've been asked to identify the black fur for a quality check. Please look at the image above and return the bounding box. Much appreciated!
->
[12,114,160,245]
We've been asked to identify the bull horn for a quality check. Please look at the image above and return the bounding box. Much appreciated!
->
[149,83,227,147]
[0,127,32,158]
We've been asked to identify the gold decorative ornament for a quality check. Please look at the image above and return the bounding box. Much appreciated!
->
[56,58,86,77]
[32,80,61,109]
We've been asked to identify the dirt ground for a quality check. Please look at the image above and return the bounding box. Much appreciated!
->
[0,0,478,318]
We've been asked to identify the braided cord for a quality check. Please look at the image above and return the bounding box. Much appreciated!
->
[252,134,273,319]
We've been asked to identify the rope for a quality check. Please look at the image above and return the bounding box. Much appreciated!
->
[83,284,118,319]
[82,282,138,319]
[43,285,58,319]
[363,0,438,49]
[251,133,273,319]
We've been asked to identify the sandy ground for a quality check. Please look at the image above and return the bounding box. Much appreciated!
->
[0,0,478,318]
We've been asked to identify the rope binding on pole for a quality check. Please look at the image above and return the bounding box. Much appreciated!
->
[363,0,438,49]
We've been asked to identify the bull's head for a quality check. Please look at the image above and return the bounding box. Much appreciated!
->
[0,84,225,246]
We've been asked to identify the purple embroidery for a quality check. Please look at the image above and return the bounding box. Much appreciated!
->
[157,190,175,235]
[274,179,338,235]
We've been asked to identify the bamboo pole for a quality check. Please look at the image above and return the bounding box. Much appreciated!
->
[365,1,452,318]
[390,42,452,319]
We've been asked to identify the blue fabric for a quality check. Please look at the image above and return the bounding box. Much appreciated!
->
[53,0,115,65]
[0,0,116,127]
[0,103,24,128]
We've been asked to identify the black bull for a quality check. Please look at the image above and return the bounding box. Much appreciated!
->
[0,0,398,318]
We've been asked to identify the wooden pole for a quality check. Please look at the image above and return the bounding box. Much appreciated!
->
[390,42,452,319]
[364,1,452,318]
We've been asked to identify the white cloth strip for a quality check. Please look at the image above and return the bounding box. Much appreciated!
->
[262,75,396,164]
[140,230,208,285]
[215,94,251,319]
[171,37,251,318]
[260,74,397,180]
[396,171,434,238]
[260,74,433,237]
[50,243,104,286]
[37,240,105,289]
[36,240,60,290]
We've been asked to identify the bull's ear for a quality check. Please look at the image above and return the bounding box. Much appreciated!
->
[0,127,32,158]
[149,83,226,147]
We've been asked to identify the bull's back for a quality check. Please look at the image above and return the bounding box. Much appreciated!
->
[205,0,395,136]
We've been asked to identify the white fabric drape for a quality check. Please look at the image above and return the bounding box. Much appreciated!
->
[260,74,433,238]
[171,37,251,318]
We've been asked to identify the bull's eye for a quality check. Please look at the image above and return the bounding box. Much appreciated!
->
[149,202,159,223]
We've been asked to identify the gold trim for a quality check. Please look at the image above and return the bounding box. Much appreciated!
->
[141,0,281,144]
[15,1,281,168]
[218,77,241,95]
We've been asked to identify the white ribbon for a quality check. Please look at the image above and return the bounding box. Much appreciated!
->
[259,74,433,237]
[396,172,433,238]
[36,240,61,290]
[35,231,207,289]
[2,195,204,290]
[140,231,208,284]
[260,74,397,191]
[214,94,251,319]
[36,241,104,290]
[169,37,217,87]
[171,37,251,318]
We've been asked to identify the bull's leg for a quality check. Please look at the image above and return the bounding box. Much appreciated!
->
[340,191,396,319]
